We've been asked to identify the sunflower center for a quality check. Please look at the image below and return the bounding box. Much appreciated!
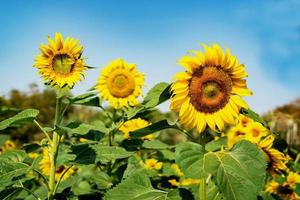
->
[108,70,135,98]
[52,54,74,74]
[56,165,65,174]
[189,66,232,113]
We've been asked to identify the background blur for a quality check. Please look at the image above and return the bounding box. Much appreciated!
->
[0,0,299,145]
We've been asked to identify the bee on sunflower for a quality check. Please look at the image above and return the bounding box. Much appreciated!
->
[96,58,144,109]
[170,44,252,133]
[33,32,88,88]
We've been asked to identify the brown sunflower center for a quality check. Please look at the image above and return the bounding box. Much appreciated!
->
[189,66,232,113]
[56,165,66,174]
[52,54,75,74]
[107,70,135,98]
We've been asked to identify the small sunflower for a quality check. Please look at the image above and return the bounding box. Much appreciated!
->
[119,118,154,140]
[245,121,268,143]
[265,180,279,194]
[39,148,74,181]
[96,58,144,109]
[4,140,16,150]
[170,44,252,133]
[171,163,184,177]
[227,124,246,148]
[258,135,289,173]
[142,158,163,170]
[34,32,88,88]
[237,114,253,128]
[287,172,300,188]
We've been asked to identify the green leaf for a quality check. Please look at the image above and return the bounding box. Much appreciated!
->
[92,171,113,189]
[68,92,101,107]
[0,135,10,146]
[207,141,266,200]
[22,143,41,153]
[175,142,208,179]
[0,150,27,163]
[143,82,171,108]
[105,171,180,200]
[70,144,96,165]
[0,151,31,188]
[0,187,22,200]
[142,140,171,149]
[93,145,134,163]
[176,140,267,200]
[0,109,39,131]
[205,137,227,152]
[130,120,176,139]
[240,108,268,127]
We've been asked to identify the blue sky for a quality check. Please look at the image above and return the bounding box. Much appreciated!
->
[0,0,299,113]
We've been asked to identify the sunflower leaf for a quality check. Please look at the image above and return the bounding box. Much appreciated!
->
[0,109,39,131]
[143,82,171,108]
[67,92,102,107]
[240,108,268,127]
[104,171,181,200]
[175,140,267,200]
[129,120,176,139]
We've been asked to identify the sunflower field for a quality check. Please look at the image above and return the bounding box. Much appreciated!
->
[0,32,299,200]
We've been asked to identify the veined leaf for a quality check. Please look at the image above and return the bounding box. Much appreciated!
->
[143,82,171,108]
[175,142,208,179]
[105,171,180,200]
[68,92,101,107]
[143,140,171,150]
[93,145,133,163]
[0,109,39,131]
[176,140,267,200]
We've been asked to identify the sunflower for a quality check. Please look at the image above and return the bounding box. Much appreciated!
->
[286,172,300,188]
[34,32,88,88]
[170,44,252,132]
[227,124,247,148]
[142,158,163,170]
[3,140,16,150]
[39,148,74,181]
[96,58,144,109]
[237,114,253,128]
[245,121,268,143]
[258,135,289,173]
[265,180,280,194]
[119,118,154,140]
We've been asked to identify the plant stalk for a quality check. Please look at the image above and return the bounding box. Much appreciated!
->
[48,97,62,200]
[199,178,206,200]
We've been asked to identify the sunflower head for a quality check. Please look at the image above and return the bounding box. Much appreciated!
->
[96,58,144,109]
[40,148,73,181]
[287,172,300,188]
[258,135,289,173]
[227,124,246,148]
[4,140,16,150]
[170,44,252,133]
[34,32,88,88]
[119,118,153,140]
[265,180,280,194]
[245,122,268,143]
[142,158,163,170]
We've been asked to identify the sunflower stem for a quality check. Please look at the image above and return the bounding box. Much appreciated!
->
[48,97,62,200]
[199,178,206,200]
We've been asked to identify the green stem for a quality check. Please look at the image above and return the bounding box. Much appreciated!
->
[199,178,206,200]
[48,97,62,200]
[33,120,52,145]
